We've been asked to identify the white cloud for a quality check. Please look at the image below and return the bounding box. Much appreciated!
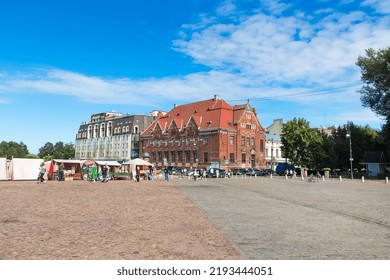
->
[174,7,390,87]
[362,0,390,13]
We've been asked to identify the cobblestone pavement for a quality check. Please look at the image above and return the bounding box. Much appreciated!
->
[175,176,390,259]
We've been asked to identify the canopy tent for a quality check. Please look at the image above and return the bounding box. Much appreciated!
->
[124,158,153,166]
[47,159,85,180]
[0,158,7,180]
[9,158,44,180]
[123,158,153,177]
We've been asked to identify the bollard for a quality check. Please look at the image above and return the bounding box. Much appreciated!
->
[270,173,273,179]
[386,177,389,184]
[322,175,325,181]
[339,176,343,181]
[255,174,257,179]
[285,174,288,180]
[301,176,304,181]
[361,176,365,183]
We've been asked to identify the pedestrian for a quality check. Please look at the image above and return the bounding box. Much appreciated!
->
[136,166,141,182]
[102,164,108,179]
[163,167,169,181]
[91,164,98,182]
[98,165,102,181]
[58,163,65,181]
[37,162,46,184]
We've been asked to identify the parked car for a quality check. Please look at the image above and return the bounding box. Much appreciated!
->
[246,168,266,176]
[167,166,178,175]
[232,168,247,175]
[207,168,226,178]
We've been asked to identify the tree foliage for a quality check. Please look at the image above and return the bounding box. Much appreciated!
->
[0,141,29,159]
[38,141,75,160]
[356,47,390,119]
[281,118,322,167]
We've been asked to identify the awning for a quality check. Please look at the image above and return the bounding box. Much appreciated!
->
[94,160,122,167]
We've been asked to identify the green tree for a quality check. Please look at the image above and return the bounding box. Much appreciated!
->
[356,47,390,119]
[38,142,55,159]
[38,141,75,160]
[0,141,29,159]
[281,118,322,168]
[331,122,382,170]
[356,47,390,154]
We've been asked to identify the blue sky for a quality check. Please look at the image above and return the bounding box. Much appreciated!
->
[1,0,390,154]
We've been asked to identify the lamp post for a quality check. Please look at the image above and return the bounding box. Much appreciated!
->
[345,132,353,180]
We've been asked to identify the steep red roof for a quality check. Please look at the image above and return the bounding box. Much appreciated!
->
[142,98,235,136]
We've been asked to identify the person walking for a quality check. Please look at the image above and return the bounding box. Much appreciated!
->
[91,164,98,182]
[136,166,141,182]
[37,162,46,184]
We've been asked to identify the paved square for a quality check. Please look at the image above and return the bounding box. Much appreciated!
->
[175,176,390,259]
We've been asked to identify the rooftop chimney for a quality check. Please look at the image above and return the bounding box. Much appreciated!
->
[213,94,221,101]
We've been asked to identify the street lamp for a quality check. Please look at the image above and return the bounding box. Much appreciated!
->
[345,132,353,180]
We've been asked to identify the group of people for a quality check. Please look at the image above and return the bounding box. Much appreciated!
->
[90,164,110,182]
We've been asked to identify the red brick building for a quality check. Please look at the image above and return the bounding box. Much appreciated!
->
[140,96,266,170]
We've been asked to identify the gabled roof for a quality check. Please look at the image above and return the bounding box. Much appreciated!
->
[363,151,388,164]
[142,98,236,136]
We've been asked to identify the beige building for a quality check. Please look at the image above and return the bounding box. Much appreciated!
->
[75,112,154,161]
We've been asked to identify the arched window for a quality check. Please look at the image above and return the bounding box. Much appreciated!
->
[133,125,139,134]
[100,123,106,138]
[107,122,112,137]
[94,124,99,138]
[88,125,92,139]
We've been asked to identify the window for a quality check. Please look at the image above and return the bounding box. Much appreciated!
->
[164,151,169,162]
[107,122,112,137]
[158,151,162,162]
[171,151,176,162]
[230,153,235,163]
[276,149,279,158]
[185,151,191,162]
[180,137,183,146]
[203,136,208,145]
[204,152,208,163]
[242,153,246,163]
[266,148,269,157]
[94,125,99,138]
[194,136,198,145]
[230,136,234,145]
[193,151,198,163]
[187,137,190,146]
[251,137,255,146]
[260,140,264,152]
[178,151,183,162]
[241,136,245,146]
[246,137,250,146]
[133,125,139,134]
[100,123,105,137]
[152,153,156,162]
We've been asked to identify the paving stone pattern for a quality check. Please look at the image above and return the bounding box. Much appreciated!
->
[175,176,390,259]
